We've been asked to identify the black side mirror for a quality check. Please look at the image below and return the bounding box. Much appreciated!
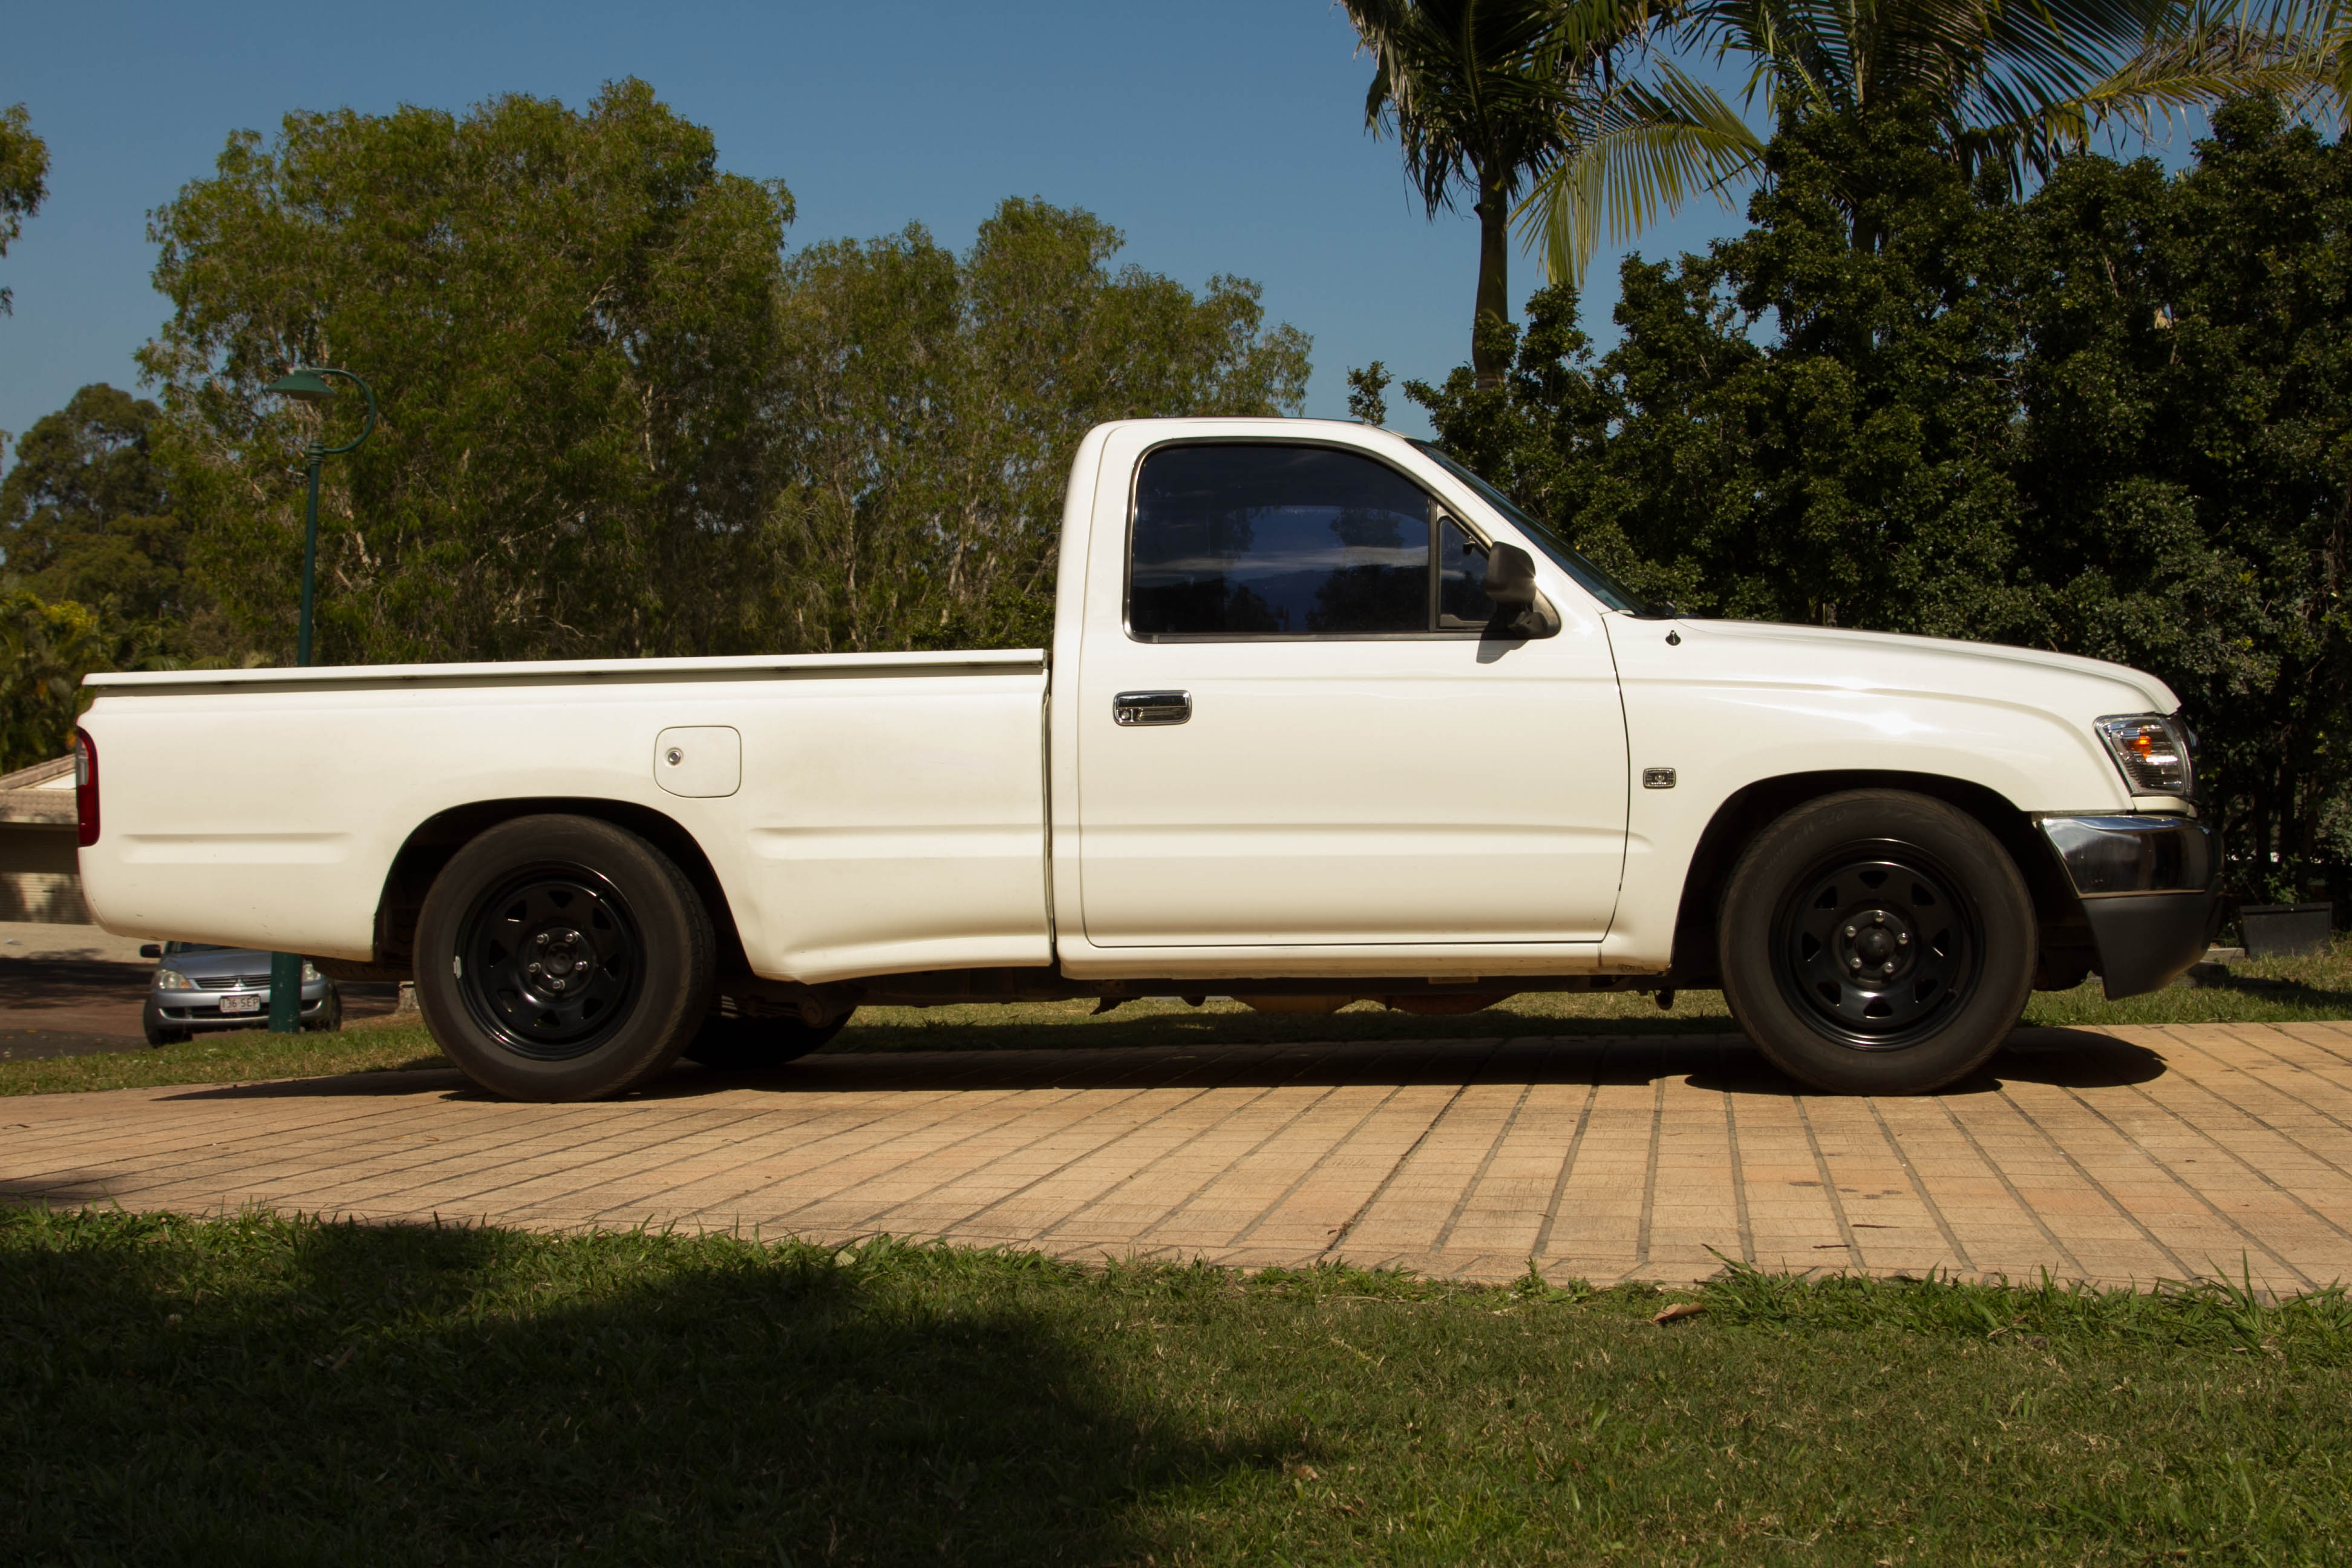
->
[139,944,162,959]
[1480,542,1556,638]
[1482,542,1538,607]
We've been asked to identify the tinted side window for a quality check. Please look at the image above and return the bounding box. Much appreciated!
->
[1129,445,1433,638]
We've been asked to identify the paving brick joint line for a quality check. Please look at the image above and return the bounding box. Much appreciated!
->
[6,1023,2352,1292]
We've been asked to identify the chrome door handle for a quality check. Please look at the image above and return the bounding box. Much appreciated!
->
[1112,690,1191,727]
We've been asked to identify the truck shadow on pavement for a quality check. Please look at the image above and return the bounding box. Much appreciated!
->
[160,1026,2167,1103]
[690,1027,2165,1099]
[0,1211,1245,1564]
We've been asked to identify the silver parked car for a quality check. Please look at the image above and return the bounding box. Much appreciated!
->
[140,942,341,1046]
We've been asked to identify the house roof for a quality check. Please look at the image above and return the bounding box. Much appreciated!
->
[0,756,75,791]
[0,754,79,826]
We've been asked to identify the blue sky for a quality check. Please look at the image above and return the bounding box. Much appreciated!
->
[0,0,1771,466]
[2,1,2219,469]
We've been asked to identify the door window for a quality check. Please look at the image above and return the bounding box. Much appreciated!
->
[1130,443,1465,639]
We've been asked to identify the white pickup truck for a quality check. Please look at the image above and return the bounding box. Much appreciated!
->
[73,418,2216,1100]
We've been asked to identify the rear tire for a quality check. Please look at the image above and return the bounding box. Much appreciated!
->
[1718,789,2034,1095]
[683,1011,850,1071]
[414,814,714,1102]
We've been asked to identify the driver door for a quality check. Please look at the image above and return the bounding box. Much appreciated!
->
[1072,436,1629,947]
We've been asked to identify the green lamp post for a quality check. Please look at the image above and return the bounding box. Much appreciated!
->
[261,367,377,1033]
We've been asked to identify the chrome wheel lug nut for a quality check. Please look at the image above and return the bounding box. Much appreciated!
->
[1844,925,1856,938]
[1898,932,1909,946]
[1849,957,1863,971]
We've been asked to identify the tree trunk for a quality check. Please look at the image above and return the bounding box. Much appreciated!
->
[1472,171,1511,390]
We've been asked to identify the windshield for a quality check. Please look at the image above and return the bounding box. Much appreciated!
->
[1411,441,1672,618]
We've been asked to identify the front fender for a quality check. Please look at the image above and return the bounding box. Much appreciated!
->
[1601,617,2163,970]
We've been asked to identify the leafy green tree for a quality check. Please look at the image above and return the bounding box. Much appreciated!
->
[0,102,47,319]
[2015,95,2352,897]
[757,198,1310,653]
[141,79,794,665]
[1411,95,2352,900]
[0,587,103,773]
[0,384,189,632]
[1525,0,2316,282]
[1418,106,2039,638]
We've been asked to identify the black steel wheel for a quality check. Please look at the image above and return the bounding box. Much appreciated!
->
[1719,790,2034,1095]
[416,814,714,1102]
[456,869,641,1059]
[1772,852,1978,1047]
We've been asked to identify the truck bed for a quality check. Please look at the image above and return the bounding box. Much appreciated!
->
[77,650,1051,985]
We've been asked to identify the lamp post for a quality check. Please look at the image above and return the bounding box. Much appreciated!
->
[261,367,376,1033]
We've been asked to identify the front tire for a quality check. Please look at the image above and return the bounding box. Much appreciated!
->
[302,986,344,1033]
[142,997,189,1048]
[414,814,715,1101]
[1719,790,2034,1095]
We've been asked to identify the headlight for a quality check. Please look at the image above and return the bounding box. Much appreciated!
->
[2096,714,2194,797]
[154,968,195,991]
[301,961,321,983]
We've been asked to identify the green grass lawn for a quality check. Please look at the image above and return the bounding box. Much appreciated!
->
[7,936,2350,1099]
[2,1209,2344,1566]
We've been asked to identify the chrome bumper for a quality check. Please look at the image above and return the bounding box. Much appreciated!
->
[2037,814,2221,999]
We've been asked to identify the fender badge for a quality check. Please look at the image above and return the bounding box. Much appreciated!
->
[1642,767,1677,789]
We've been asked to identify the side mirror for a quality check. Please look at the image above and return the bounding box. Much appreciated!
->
[139,944,162,959]
[1481,543,1539,607]
[1480,542,1557,638]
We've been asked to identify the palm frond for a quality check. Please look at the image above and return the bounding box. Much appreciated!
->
[1523,62,1768,281]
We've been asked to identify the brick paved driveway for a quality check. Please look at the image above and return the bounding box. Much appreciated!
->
[5,1023,2349,1291]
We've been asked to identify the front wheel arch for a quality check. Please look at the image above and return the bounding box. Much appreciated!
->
[1666,770,2082,990]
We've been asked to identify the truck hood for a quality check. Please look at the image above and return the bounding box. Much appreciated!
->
[1651,619,2181,716]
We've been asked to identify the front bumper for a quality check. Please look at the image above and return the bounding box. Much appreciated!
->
[155,979,335,1030]
[2037,814,2221,999]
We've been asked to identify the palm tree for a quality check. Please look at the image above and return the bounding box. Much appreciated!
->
[1344,0,1654,386]
[1524,0,2323,283]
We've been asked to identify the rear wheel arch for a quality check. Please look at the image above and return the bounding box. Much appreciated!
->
[1668,771,2080,988]
[353,797,746,983]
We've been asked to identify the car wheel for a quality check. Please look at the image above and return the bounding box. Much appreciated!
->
[683,1011,851,1071]
[302,985,344,1033]
[142,997,190,1048]
[1718,789,2034,1095]
[414,814,714,1102]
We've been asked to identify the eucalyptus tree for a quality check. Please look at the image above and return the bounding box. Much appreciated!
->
[1344,0,1653,385]
[142,79,795,666]
[0,102,46,318]
[1524,0,2318,281]
[759,199,1310,654]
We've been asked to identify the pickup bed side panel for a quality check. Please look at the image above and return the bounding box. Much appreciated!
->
[77,662,1051,984]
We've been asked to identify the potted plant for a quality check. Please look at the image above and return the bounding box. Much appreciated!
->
[2238,863,2334,959]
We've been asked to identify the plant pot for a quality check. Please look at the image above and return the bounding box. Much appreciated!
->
[2239,902,2333,959]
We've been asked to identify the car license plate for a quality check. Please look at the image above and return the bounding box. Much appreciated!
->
[218,992,262,1014]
